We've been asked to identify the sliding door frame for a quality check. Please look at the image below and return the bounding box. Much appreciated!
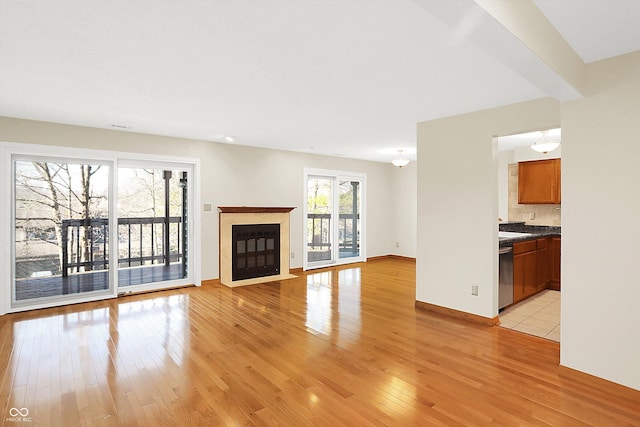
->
[303,168,366,271]
[0,141,201,315]
[116,158,197,295]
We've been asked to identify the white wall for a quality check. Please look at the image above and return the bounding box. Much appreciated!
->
[497,149,513,221]
[416,97,561,319]
[561,52,640,390]
[392,161,417,258]
[0,117,410,282]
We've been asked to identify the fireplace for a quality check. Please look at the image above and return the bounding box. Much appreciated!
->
[232,223,280,281]
[218,206,296,287]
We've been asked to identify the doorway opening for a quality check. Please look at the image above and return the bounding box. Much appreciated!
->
[496,128,561,342]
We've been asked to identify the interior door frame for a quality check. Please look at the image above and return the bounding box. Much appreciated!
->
[0,141,201,315]
[303,168,366,271]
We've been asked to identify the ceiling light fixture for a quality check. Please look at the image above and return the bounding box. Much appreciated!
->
[530,130,560,154]
[222,135,236,143]
[391,150,410,168]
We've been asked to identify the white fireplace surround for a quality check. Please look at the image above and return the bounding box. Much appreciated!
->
[218,207,297,287]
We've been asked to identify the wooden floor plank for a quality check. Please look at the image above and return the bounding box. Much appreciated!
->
[0,258,639,426]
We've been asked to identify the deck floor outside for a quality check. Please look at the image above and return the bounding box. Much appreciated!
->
[15,264,185,300]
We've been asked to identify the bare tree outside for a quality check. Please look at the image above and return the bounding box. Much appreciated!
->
[14,160,109,279]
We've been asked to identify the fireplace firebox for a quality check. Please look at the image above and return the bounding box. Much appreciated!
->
[232,224,280,281]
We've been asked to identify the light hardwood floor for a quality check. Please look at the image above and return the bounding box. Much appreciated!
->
[1,258,639,426]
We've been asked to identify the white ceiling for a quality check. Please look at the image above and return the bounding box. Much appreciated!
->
[534,0,640,63]
[0,1,638,163]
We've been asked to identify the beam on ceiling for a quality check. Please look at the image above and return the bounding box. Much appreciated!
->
[412,0,586,101]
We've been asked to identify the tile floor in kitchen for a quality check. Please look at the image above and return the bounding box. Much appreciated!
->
[499,289,560,342]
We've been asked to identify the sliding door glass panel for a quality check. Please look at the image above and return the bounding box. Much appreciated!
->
[307,176,334,264]
[338,179,361,259]
[14,159,110,302]
[117,167,188,287]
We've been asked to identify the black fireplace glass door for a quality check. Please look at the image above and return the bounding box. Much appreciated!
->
[232,224,280,281]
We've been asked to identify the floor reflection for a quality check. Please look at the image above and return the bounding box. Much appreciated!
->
[5,292,191,417]
[337,268,361,345]
[305,271,333,335]
[304,268,362,345]
[115,294,190,367]
[380,375,417,415]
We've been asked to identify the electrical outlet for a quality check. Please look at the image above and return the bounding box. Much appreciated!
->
[203,203,212,212]
[395,241,400,248]
[471,285,478,296]
[291,252,295,259]
[529,212,535,220]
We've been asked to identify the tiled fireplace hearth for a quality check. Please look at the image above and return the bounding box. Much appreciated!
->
[218,206,296,287]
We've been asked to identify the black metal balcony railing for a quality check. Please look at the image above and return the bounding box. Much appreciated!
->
[61,218,109,276]
[61,216,184,277]
[307,213,359,253]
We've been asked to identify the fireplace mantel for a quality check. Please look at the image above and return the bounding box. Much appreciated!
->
[218,206,295,214]
[218,206,297,287]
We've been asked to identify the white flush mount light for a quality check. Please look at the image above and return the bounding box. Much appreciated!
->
[391,150,410,168]
[222,135,236,143]
[530,130,560,154]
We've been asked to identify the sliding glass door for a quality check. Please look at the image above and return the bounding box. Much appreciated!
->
[117,164,191,291]
[6,143,200,312]
[338,179,361,260]
[13,157,113,304]
[306,176,334,265]
[304,169,365,270]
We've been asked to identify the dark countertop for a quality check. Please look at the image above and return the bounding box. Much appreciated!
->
[499,222,561,247]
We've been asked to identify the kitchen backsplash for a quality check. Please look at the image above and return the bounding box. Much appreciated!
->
[507,163,561,226]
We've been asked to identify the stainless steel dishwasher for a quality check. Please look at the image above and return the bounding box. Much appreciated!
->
[499,246,513,309]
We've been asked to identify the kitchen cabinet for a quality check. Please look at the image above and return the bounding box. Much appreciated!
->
[550,236,561,290]
[512,236,560,304]
[513,240,537,303]
[536,238,550,291]
[518,159,561,204]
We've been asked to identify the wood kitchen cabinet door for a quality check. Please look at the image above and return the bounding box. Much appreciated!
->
[536,238,550,291]
[518,159,561,204]
[514,253,525,303]
[550,236,561,291]
[514,248,537,303]
[522,251,538,299]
